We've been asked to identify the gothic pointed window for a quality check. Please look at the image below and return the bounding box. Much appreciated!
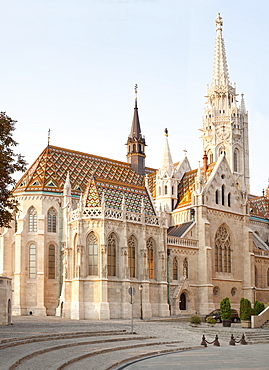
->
[228,193,231,207]
[47,208,57,233]
[215,225,231,273]
[48,244,56,279]
[234,149,239,172]
[221,184,225,206]
[29,244,37,279]
[208,150,213,164]
[183,258,188,278]
[87,232,98,276]
[216,189,219,204]
[165,185,168,195]
[255,266,258,287]
[172,257,178,280]
[267,268,269,287]
[128,235,136,278]
[147,238,155,279]
[108,233,117,277]
[28,207,37,232]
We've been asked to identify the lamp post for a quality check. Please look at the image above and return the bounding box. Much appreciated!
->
[139,284,143,320]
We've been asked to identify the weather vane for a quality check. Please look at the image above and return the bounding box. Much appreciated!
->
[48,128,51,146]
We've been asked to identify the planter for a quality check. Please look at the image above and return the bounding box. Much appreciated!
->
[222,319,231,327]
[241,320,251,328]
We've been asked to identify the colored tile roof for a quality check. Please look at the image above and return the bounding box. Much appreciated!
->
[13,145,156,215]
[249,196,269,220]
[175,163,215,209]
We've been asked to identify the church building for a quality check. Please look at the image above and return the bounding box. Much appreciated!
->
[1,14,269,320]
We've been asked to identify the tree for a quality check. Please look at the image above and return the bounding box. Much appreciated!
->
[0,112,27,227]
[220,297,231,320]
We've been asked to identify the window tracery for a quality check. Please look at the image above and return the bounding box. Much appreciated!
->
[215,225,231,273]
[128,235,136,278]
[87,232,98,275]
[146,238,154,279]
[108,233,117,276]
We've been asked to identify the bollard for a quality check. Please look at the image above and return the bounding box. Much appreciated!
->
[214,334,220,346]
[240,333,247,345]
[201,334,207,347]
[229,334,236,345]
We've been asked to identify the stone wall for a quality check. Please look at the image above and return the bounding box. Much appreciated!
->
[0,276,12,325]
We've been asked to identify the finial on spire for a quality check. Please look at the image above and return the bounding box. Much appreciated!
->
[215,13,223,31]
[48,128,51,146]
[134,83,138,107]
[183,149,187,157]
[164,128,168,136]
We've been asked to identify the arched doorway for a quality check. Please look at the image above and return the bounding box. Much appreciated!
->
[179,292,186,310]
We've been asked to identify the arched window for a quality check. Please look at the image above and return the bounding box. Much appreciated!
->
[133,144,136,153]
[183,258,188,278]
[208,150,213,164]
[87,232,98,275]
[48,244,56,279]
[221,185,225,206]
[28,207,37,232]
[29,244,37,279]
[215,225,231,273]
[128,235,136,278]
[108,233,117,277]
[228,193,231,207]
[173,257,178,280]
[47,208,57,233]
[216,189,219,204]
[267,268,269,287]
[147,238,155,279]
[234,149,239,172]
[165,185,168,195]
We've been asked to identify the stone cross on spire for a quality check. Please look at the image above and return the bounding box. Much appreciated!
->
[213,13,230,86]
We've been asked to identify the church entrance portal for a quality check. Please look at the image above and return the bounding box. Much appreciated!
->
[179,293,186,310]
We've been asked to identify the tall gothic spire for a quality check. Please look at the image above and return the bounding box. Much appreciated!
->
[160,128,174,177]
[213,13,230,86]
[126,85,146,175]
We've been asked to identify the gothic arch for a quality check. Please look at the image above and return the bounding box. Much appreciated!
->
[127,235,137,278]
[233,148,239,172]
[146,237,155,279]
[47,207,57,232]
[214,224,232,273]
[28,206,37,232]
[86,231,99,276]
[107,232,117,277]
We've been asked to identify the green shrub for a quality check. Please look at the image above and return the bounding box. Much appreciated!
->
[240,298,252,321]
[206,316,216,324]
[190,315,202,324]
[253,300,265,315]
[220,297,231,320]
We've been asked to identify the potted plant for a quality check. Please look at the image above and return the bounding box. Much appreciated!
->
[240,297,252,328]
[206,316,216,327]
[220,297,231,327]
[189,315,202,327]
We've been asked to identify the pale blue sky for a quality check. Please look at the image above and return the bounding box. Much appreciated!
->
[2,0,268,195]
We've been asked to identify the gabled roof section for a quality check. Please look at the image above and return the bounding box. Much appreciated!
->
[13,146,156,203]
[249,196,269,220]
[168,222,193,237]
[175,163,214,209]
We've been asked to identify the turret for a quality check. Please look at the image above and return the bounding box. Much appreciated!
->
[126,85,146,175]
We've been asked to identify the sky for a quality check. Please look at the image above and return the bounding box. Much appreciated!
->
[1,0,268,195]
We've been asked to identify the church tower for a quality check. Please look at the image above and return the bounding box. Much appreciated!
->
[201,14,250,192]
[126,85,146,175]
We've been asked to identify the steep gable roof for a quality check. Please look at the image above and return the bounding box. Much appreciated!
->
[13,145,156,215]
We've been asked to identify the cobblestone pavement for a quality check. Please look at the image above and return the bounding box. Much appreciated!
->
[0,316,267,370]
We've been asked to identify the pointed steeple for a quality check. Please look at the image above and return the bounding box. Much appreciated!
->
[63,172,71,197]
[240,93,247,114]
[126,85,146,175]
[213,13,230,86]
[160,128,174,177]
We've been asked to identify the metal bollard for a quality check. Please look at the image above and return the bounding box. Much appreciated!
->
[229,334,236,345]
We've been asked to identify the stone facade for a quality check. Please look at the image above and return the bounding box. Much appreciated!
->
[0,276,12,325]
[1,14,269,320]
